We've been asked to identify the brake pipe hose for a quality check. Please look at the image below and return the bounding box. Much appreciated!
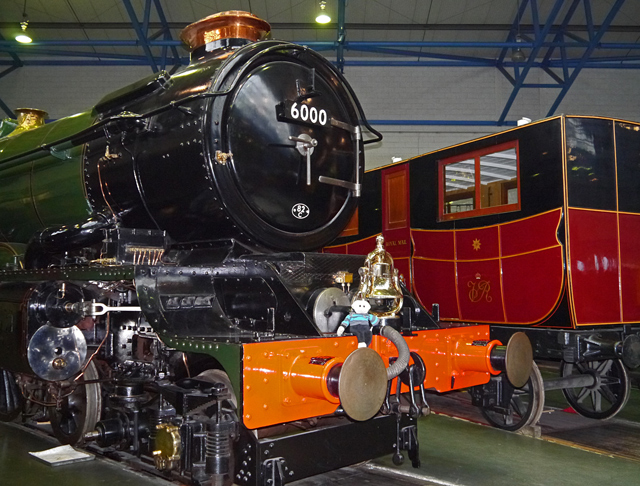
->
[381,325,411,380]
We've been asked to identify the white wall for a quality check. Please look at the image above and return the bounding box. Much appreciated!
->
[345,66,640,168]
[0,65,151,120]
[1,63,638,169]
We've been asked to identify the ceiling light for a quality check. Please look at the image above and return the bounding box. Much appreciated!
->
[15,34,32,44]
[511,48,525,63]
[511,1,524,63]
[316,1,331,24]
[15,1,32,43]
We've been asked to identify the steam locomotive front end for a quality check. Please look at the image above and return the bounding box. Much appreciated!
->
[0,11,363,261]
[82,11,364,253]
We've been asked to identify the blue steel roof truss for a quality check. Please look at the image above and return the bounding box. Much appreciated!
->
[0,31,21,118]
[122,0,158,73]
[0,0,635,126]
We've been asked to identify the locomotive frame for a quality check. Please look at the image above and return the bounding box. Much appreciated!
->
[328,114,640,430]
[0,11,532,486]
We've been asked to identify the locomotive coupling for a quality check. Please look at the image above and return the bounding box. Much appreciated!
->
[245,325,413,426]
[243,338,394,428]
[70,301,142,317]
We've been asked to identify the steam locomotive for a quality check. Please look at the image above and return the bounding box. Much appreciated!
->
[0,11,531,486]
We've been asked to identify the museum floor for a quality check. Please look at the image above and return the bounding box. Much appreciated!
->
[1,393,639,486]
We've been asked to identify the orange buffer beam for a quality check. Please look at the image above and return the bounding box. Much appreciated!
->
[242,338,357,429]
[242,324,501,429]
[372,326,500,392]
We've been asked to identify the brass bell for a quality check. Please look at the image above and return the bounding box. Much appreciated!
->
[358,235,403,318]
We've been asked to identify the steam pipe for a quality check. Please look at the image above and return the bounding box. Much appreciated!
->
[24,214,114,269]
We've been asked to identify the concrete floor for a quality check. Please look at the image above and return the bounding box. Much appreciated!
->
[2,410,640,486]
[0,422,172,486]
[373,413,640,486]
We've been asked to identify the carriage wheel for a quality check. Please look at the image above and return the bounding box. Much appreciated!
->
[561,359,630,420]
[0,369,22,422]
[481,362,545,432]
[49,360,102,445]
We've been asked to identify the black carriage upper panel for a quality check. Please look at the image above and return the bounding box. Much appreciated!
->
[411,117,564,230]
[615,121,640,214]
[565,117,616,211]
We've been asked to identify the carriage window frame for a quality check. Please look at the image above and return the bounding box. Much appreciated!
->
[438,140,521,221]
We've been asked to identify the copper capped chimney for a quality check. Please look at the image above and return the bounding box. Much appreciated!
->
[180,11,271,62]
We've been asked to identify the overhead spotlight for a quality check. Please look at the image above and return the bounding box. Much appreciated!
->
[15,1,32,44]
[511,48,525,63]
[15,25,32,44]
[316,1,331,24]
[511,32,526,63]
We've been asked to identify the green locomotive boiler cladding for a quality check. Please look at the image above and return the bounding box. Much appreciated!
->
[0,111,95,265]
[0,63,221,268]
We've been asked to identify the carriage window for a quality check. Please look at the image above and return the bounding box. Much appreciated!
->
[480,148,518,209]
[440,141,520,220]
[444,159,475,214]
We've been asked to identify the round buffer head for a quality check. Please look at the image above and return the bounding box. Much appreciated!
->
[505,331,534,388]
[338,347,388,421]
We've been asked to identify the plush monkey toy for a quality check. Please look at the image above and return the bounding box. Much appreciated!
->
[337,299,379,348]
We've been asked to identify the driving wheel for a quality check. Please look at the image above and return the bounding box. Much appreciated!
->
[49,360,102,445]
[0,369,22,422]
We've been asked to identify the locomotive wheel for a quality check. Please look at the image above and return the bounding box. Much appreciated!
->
[561,359,630,420]
[0,369,22,422]
[49,361,102,445]
[481,362,545,432]
[195,369,237,408]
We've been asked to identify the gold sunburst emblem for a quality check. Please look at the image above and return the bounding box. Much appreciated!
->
[472,238,481,251]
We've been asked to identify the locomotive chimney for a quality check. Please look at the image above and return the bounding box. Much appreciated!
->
[180,11,271,63]
[8,108,48,136]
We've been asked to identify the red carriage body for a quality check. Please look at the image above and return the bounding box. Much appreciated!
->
[327,115,640,425]
[328,115,640,330]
